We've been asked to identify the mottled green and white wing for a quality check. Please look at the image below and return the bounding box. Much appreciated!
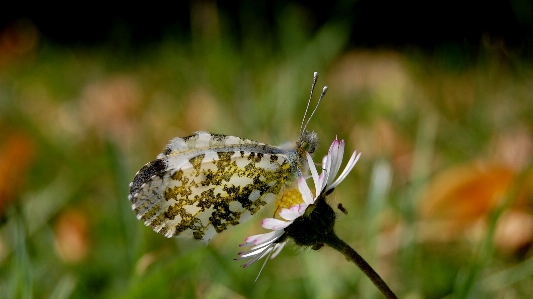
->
[128,131,299,242]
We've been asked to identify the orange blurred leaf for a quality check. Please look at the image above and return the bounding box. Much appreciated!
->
[418,162,520,241]
[0,132,35,215]
[54,209,90,263]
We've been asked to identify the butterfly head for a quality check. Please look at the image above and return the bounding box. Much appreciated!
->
[297,130,318,154]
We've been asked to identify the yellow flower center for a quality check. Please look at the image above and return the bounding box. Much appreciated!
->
[273,186,314,218]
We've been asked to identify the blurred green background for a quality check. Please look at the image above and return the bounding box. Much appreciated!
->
[1,1,533,298]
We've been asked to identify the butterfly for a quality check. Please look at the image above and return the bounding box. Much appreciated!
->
[128,72,328,242]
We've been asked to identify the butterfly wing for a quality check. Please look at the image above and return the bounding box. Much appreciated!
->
[128,131,298,242]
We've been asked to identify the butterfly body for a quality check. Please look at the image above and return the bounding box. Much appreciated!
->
[128,131,316,242]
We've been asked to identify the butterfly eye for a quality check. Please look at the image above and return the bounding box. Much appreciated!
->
[299,130,318,154]
[301,141,311,152]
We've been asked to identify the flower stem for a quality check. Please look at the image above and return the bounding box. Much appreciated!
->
[325,233,398,299]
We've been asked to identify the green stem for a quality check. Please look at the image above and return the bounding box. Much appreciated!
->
[325,232,398,299]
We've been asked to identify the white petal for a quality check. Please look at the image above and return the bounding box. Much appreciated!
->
[328,151,361,191]
[262,218,292,230]
[238,245,270,259]
[238,235,281,257]
[327,139,345,186]
[242,247,274,267]
[237,243,271,258]
[306,152,320,191]
[241,230,280,247]
[279,205,305,220]
[314,172,323,197]
[297,176,314,205]
[250,230,284,250]
[270,242,287,258]
[322,159,331,191]
[247,239,276,253]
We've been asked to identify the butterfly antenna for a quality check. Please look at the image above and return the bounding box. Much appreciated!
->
[300,72,319,136]
[302,85,328,134]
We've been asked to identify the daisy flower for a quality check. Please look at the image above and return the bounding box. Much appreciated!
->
[235,137,361,268]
